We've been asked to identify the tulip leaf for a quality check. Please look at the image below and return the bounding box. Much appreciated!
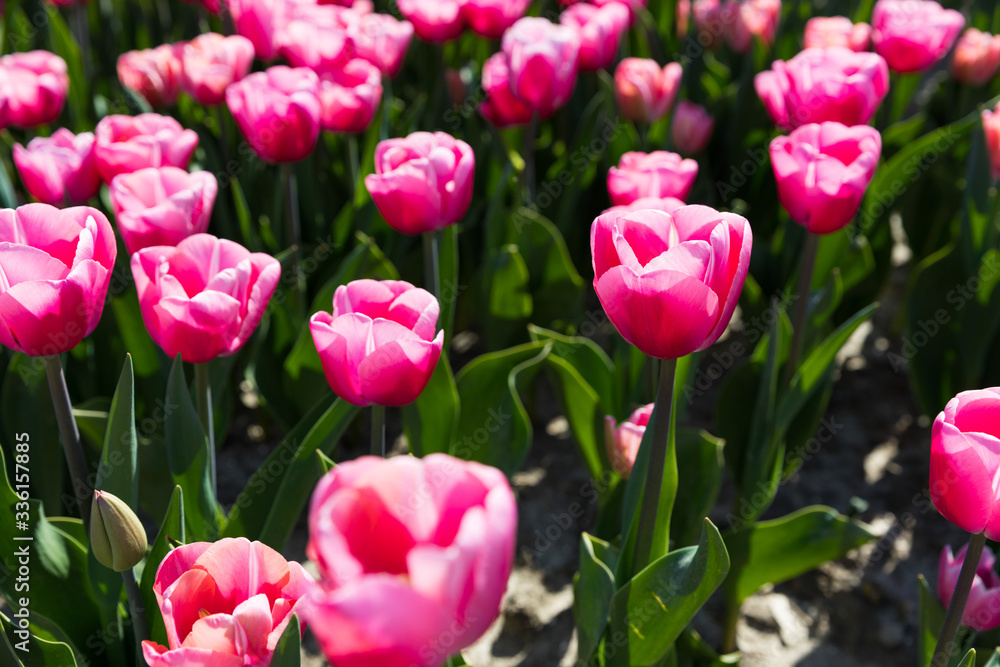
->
[0,158,17,210]
[574,533,617,663]
[402,355,460,457]
[984,649,1000,667]
[96,354,138,506]
[45,5,89,129]
[141,485,184,648]
[672,429,725,550]
[438,224,460,344]
[269,614,301,667]
[316,450,335,475]
[958,649,976,667]
[543,354,605,481]
[529,325,616,419]
[487,245,533,319]
[110,295,161,378]
[1,611,78,667]
[918,574,945,667]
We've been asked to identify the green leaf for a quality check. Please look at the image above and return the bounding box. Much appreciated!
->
[487,245,533,319]
[672,429,725,549]
[45,6,89,128]
[1,611,77,667]
[574,533,617,662]
[268,614,301,667]
[529,325,616,419]
[97,355,138,506]
[983,648,1000,667]
[316,450,335,474]
[918,574,945,667]
[141,486,184,647]
[110,296,161,377]
[957,649,975,667]
[402,355,459,457]
[438,224,460,344]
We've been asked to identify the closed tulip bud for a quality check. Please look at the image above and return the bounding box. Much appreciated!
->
[347,12,414,78]
[605,404,653,477]
[615,58,682,123]
[560,2,631,72]
[871,0,964,73]
[117,44,183,109]
[463,0,532,39]
[479,53,534,128]
[396,0,465,42]
[804,16,872,52]
[13,129,100,207]
[940,543,1000,631]
[94,114,199,183]
[0,51,70,128]
[671,101,714,155]
[983,104,1000,181]
[952,28,1000,86]
[502,17,581,117]
[318,59,383,134]
[91,490,147,572]
[608,151,699,205]
[180,33,255,106]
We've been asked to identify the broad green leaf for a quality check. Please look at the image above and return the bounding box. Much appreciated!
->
[957,649,975,666]
[1,611,77,667]
[316,450,335,474]
[544,354,605,481]
[110,296,160,377]
[45,6,89,128]
[529,325,616,416]
[983,648,1000,667]
[918,574,944,667]
[672,429,725,550]
[402,355,459,457]
[96,355,138,506]
[268,614,301,667]
[574,533,617,662]
[438,224,460,343]
[487,245,532,319]
[141,486,184,647]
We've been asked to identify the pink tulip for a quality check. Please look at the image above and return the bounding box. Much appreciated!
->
[462,0,532,39]
[117,44,183,109]
[502,17,581,117]
[0,204,116,356]
[13,129,100,207]
[280,4,355,73]
[310,280,443,406]
[182,0,220,14]
[725,0,780,53]
[180,33,256,106]
[318,59,383,133]
[769,122,881,235]
[591,206,752,360]
[0,51,69,128]
[229,0,287,60]
[804,16,872,52]
[605,404,653,478]
[615,58,682,123]
[983,103,1000,181]
[691,0,728,50]
[141,538,313,667]
[560,2,632,72]
[604,196,686,215]
[607,151,699,205]
[347,12,414,77]
[94,113,199,183]
[930,387,1000,539]
[110,167,218,255]
[952,28,1000,86]
[677,0,690,37]
[940,543,1000,631]
[671,101,714,155]
[754,47,889,130]
[871,0,965,73]
[479,52,534,128]
[226,66,322,164]
[396,0,466,42]
[131,234,280,363]
[364,132,475,235]
[302,454,516,667]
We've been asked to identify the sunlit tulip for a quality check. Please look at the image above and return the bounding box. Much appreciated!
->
[0,51,69,128]
[671,101,714,155]
[983,103,1000,180]
[726,0,780,53]
[280,5,355,73]
[13,129,100,206]
[117,44,183,108]
[463,0,532,39]
[347,12,414,78]
[952,28,1000,86]
[180,33,255,106]
[502,17,581,117]
[479,53,534,128]
[607,151,699,205]
[804,16,872,52]
[94,113,199,182]
[604,196,686,215]
[318,59,383,133]
[396,0,465,42]
[871,0,964,73]
[605,404,653,477]
[940,543,1000,631]
[229,0,286,60]
[560,2,631,72]
[615,58,682,123]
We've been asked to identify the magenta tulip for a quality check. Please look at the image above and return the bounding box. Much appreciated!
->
[13,129,100,207]
[726,0,780,53]
[280,6,355,73]
[804,16,872,52]
[131,234,280,363]
[591,206,752,360]
[318,59,383,133]
[671,101,714,155]
[302,454,516,667]
[94,114,199,183]
[462,0,532,39]
[117,44,183,109]
[180,33,256,106]
[605,404,653,478]
[952,28,1000,86]
[229,0,286,60]
[615,58,683,123]
[984,103,1000,181]
[0,51,69,128]
[604,196,686,215]
[608,151,699,205]
[396,0,466,42]
[347,12,414,78]
[310,279,443,407]
[226,66,322,164]
[940,543,1000,631]
[502,17,581,117]
[872,0,964,73]
[691,0,728,50]
[0,204,116,356]
[479,53,534,128]
[560,2,632,72]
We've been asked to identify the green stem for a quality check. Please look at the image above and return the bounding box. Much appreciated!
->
[347,133,360,207]
[523,113,538,205]
[932,532,987,667]
[370,404,386,457]
[43,356,91,531]
[195,363,216,500]
[423,230,440,300]
[214,105,230,168]
[380,76,392,142]
[784,231,819,386]
[72,3,92,82]
[122,567,148,652]
[282,162,306,319]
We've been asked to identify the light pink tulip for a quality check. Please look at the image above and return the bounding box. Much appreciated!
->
[226,66,322,164]
[725,0,780,53]
[318,59,383,133]
[952,28,1000,86]
[804,16,872,52]
[229,0,287,60]
[141,538,313,667]
[769,122,881,235]
[463,0,532,39]
[131,234,280,363]
[310,280,443,406]
[117,44,183,109]
[754,47,889,130]
[984,103,1000,181]
[871,0,965,73]
[940,543,1000,631]
[347,12,414,78]
[280,4,355,73]
[94,113,199,183]
[607,151,699,205]
[396,0,466,42]
[364,132,475,234]
[110,167,218,255]
[615,58,682,123]
[180,33,256,106]
[930,387,1000,539]
[671,101,714,155]
[604,196,686,215]
[479,52,534,128]
[0,204,116,356]
[502,17,581,117]
[0,51,69,128]
[13,129,100,206]
[560,2,632,72]
[605,404,653,477]
[302,454,516,667]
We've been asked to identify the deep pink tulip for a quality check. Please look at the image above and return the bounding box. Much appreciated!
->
[754,47,889,130]
[13,129,100,206]
[462,0,531,39]
[229,0,286,60]
[180,33,255,106]
[310,280,444,407]
[226,66,322,164]
[502,17,581,117]
[871,0,964,73]
[983,103,1000,181]
[0,204,116,356]
[280,4,355,73]
[364,132,475,234]
[605,404,653,478]
[560,2,632,72]
[952,28,1000,86]
[615,58,682,123]
[117,44,183,109]
[726,0,780,53]
[131,234,280,363]
[318,59,383,133]
[591,206,751,360]
[479,52,534,128]
[804,16,872,52]
[302,454,516,667]
[396,0,466,42]
[110,167,218,255]
[0,51,69,128]
[604,196,686,215]
[769,122,881,235]
[607,151,699,205]
[930,388,1000,539]
[94,113,199,183]
[671,101,714,155]
[347,12,414,78]
[940,543,1000,631]
[141,538,313,667]
[691,0,728,49]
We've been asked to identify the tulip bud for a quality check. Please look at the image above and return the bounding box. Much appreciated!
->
[940,543,1000,631]
[91,490,147,572]
[671,101,714,155]
[605,405,653,478]
[983,104,1000,181]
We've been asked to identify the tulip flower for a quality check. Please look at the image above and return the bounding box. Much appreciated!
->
[560,2,632,72]
[318,59,383,133]
[462,0,532,40]
[726,0,780,54]
[604,196,686,215]
[180,33,255,106]
[131,234,280,363]
[90,490,147,572]
[605,404,653,478]
[615,58,683,123]
[280,6,355,73]
[364,132,475,235]
[117,44,183,109]
[94,113,199,183]
[769,122,882,235]
[226,66,322,164]
[142,538,313,667]
[229,0,286,60]
[952,28,1000,86]
[691,0,728,50]
[804,16,872,52]
[983,103,1000,181]
[13,129,100,207]
[396,0,466,42]
[591,206,752,360]
[871,0,964,74]
[940,543,1000,631]
[502,17,581,117]
[0,204,117,357]
[754,47,890,130]
[479,53,534,128]
[302,454,516,667]
[310,279,444,407]
[608,151,699,205]
[671,101,714,155]
[677,0,690,37]
[0,51,69,128]
[346,12,414,78]
[182,0,220,13]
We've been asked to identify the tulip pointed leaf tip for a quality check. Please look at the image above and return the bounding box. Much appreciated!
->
[91,490,148,572]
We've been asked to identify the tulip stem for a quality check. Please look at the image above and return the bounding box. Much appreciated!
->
[380,76,392,142]
[633,356,678,576]
[72,3,92,82]
[932,531,987,667]
[371,404,386,457]
[784,231,819,386]
[423,231,440,299]
[44,356,92,532]
[347,134,360,206]
[121,567,149,652]
[523,113,538,205]
[282,162,307,319]
[195,363,217,500]
[214,105,230,168]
